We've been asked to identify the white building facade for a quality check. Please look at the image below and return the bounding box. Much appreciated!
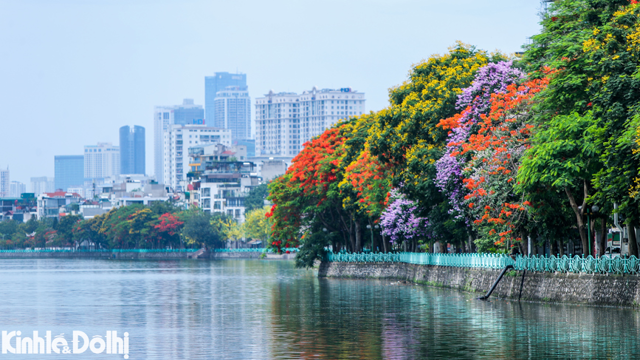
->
[153,99,205,185]
[30,177,55,196]
[255,87,365,156]
[214,86,251,141]
[0,167,9,198]
[84,143,120,181]
[9,181,26,197]
[163,124,231,191]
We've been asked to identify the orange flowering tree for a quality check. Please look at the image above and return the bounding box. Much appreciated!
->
[268,126,364,266]
[456,77,549,252]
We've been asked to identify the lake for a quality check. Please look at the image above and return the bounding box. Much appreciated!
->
[0,259,638,359]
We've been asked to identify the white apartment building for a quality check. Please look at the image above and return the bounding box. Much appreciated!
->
[84,143,120,181]
[9,181,26,197]
[163,124,231,191]
[255,87,365,156]
[154,99,205,185]
[0,167,9,198]
[215,86,251,141]
[30,177,55,196]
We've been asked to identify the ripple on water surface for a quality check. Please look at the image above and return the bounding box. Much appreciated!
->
[0,259,637,359]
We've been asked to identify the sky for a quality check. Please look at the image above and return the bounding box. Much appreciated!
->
[0,0,543,186]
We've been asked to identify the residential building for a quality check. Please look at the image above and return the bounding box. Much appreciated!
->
[84,143,120,182]
[120,125,145,175]
[36,191,82,219]
[189,162,260,223]
[0,167,8,197]
[54,156,84,192]
[188,143,248,175]
[205,72,247,127]
[31,177,55,195]
[9,181,26,197]
[255,87,366,156]
[215,86,251,141]
[0,194,37,222]
[154,99,205,184]
[234,139,255,158]
[163,124,232,191]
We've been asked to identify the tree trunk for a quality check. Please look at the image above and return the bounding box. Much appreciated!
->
[354,221,362,252]
[381,233,387,253]
[628,222,638,257]
[550,239,557,257]
[565,186,588,255]
[348,219,355,252]
[557,240,564,257]
[468,234,474,253]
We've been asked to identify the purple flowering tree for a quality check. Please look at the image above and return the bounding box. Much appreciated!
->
[380,189,430,251]
[435,61,525,221]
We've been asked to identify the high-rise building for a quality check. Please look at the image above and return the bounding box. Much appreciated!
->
[255,87,366,156]
[120,125,146,175]
[84,143,120,181]
[163,124,232,191]
[154,99,205,184]
[31,177,55,195]
[215,86,251,141]
[0,167,9,197]
[54,156,84,192]
[205,72,247,127]
[9,181,26,197]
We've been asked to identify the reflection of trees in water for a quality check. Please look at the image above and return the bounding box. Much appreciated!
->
[268,276,640,359]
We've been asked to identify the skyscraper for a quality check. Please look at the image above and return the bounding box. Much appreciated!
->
[84,143,120,181]
[205,72,247,127]
[215,86,251,141]
[54,156,84,192]
[120,125,145,175]
[255,87,366,156]
[31,177,55,195]
[154,99,204,184]
[9,181,26,197]
[163,124,232,191]
[0,167,9,197]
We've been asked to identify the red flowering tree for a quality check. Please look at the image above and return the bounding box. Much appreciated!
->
[456,77,549,252]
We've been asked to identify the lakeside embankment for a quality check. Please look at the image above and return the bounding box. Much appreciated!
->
[318,261,640,307]
[0,250,295,260]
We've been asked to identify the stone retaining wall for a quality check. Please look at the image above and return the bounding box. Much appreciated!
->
[318,262,640,307]
[0,251,193,260]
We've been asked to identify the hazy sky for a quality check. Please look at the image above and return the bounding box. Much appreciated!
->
[0,0,542,185]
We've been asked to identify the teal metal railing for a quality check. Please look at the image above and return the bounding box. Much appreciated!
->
[325,251,640,275]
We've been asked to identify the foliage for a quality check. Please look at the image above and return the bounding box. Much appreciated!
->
[243,206,272,241]
[244,183,269,213]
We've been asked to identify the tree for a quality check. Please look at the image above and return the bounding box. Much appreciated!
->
[182,212,226,249]
[244,183,269,213]
[242,206,272,241]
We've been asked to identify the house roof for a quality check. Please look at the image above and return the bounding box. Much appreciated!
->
[44,191,82,198]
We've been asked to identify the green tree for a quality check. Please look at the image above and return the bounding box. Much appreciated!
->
[182,212,226,249]
[244,183,269,213]
[242,206,272,241]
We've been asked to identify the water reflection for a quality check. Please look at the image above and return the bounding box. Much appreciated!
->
[0,259,638,359]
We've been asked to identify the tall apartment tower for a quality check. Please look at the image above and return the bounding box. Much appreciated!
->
[120,125,146,175]
[84,143,120,181]
[9,181,26,197]
[163,124,232,191]
[154,99,204,185]
[31,177,55,195]
[255,87,366,156]
[215,86,251,141]
[54,156,84,192]
[0,167,9,197]
[205,72,247,127]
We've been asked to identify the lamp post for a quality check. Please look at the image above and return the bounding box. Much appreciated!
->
[366,224,372,252]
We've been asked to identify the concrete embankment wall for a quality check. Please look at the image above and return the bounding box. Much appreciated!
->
[318,262,640,307]
[211,252,296,260]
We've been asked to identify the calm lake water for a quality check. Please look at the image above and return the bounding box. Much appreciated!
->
[0,259,638,359]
